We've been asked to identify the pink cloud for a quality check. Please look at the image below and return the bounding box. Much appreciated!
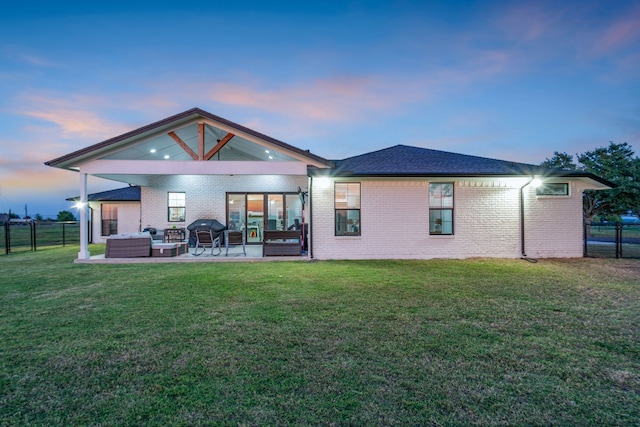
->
[16,93,130,140]
[495,3,569,42]
[209,76,406,122]
[592,8,640,55]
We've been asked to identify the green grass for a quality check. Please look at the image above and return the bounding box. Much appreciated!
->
[587,242,640,258]
[1,247,639,426]
[589,224,640,239]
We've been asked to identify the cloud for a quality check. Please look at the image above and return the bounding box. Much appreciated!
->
[16,93,131,140]
[592,6,640,55]
[1,45,56,67]
[495,3,569,42]
[209,76,409,123]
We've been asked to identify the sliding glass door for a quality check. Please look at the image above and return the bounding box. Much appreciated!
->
[227,192,303,244]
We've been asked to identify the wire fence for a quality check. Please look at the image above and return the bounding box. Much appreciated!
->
[584,222,640,259]
[3,220,638,259]
[1,221,81,255]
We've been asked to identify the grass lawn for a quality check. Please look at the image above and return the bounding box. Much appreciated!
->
[1,246,639,426]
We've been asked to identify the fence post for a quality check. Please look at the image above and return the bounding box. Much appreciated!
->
[615,222,622,259]
[583,221,588,257]
[4,222,8,255]
[62,222,66,247]
[32,221,37,251]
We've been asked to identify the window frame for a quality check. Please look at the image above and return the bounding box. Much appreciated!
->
[100,204,118,236]
[334,182,361,236]
[429,182,454,235]
[536,183,569,196]
[167,192,186,222]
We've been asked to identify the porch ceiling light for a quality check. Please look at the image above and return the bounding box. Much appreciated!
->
[164,155,170,159]
[150,148,156,153]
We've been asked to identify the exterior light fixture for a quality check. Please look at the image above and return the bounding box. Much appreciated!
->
[150,148,156,153]
[164,155,170,159]
[315,176,331,188]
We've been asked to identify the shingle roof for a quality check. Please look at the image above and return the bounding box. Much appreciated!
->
[314,144,613,188]
[66,186,141,202]
[330,145,542,176]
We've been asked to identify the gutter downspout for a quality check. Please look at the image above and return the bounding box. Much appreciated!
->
[520,177,537,262]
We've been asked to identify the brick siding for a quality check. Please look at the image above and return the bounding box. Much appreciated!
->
[311,178,586,259]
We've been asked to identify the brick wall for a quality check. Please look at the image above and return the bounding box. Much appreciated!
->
[141,175,308,230]
[524,181,587,258]
[311,177,585,259]
[89,201,141,243]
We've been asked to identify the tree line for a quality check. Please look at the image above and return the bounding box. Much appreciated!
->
[0,210,77,222]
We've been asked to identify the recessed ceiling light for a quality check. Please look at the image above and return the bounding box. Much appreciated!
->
[150,148,156,153]
[265,150,270,154]
[164,155,170,159]
[268,155,273,159]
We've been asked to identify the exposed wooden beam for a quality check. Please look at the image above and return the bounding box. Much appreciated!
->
[198,122,205,160]
[168,131,198,160]
[204,132,234,160]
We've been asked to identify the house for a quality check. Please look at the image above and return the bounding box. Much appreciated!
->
[66,186,142,241]
[45,107,613,260]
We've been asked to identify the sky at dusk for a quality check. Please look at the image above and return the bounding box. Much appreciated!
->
[0,0,639,219]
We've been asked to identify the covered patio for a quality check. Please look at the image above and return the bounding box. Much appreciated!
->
[45,108,332,261]
[76,243,310,264]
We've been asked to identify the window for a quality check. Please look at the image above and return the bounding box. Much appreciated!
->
[226,192,304,242]
[536,183,569,196]
[335,183,360,236]
[429,183,454,235]
[101,204,117,236]
[168,192,186,222]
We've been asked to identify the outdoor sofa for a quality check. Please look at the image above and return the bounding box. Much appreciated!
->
[263,230,302,256]
[105,232,185,258]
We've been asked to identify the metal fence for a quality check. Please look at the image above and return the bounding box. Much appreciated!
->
[584,222,640,259]
[1,221,81,255]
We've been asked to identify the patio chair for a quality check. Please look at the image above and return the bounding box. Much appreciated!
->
[192,230,221,256]
[225,230,246,256]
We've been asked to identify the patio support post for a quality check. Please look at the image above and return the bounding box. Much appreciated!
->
[78,172,90,260]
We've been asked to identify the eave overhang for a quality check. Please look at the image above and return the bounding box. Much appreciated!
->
[308,168,615,190]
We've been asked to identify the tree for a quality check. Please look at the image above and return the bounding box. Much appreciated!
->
[541,151,578,170]
[57,210,77,222]
[541,142,640,223]
[0,212,20,219]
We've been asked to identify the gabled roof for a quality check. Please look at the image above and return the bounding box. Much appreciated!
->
[66,186,141,202]
[45,107,332,169]
[313,145,614,188]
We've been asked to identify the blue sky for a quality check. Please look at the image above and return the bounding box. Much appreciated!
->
[1,0,638,218]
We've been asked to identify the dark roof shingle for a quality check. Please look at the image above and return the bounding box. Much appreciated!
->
[331,144,541,176]
[67,186,141,202]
